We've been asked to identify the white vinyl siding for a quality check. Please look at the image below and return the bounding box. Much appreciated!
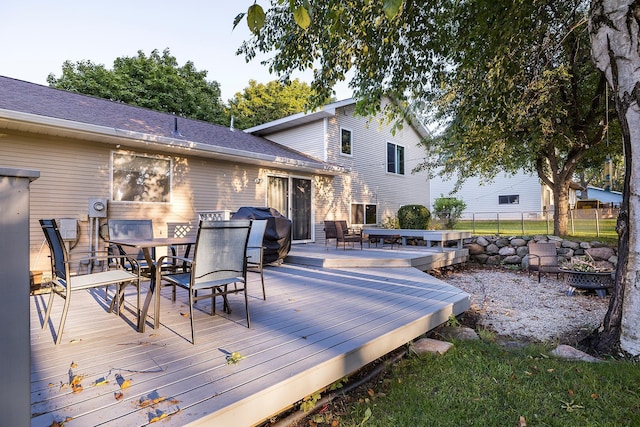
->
[429,170,544,219]
[257,120,326,161]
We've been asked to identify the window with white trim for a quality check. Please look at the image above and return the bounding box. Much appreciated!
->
[386,142,405,175]
[112,152,172,203]
[498,195,519,204]
[351,203,377,225]
[341,128,352,155]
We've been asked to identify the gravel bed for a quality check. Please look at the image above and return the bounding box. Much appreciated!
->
[439,264,610,343]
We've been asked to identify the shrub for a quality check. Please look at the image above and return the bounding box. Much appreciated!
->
[432,196,467,229]
[397,205,431,229]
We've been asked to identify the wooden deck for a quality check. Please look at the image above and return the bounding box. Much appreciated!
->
[30,245,470,426]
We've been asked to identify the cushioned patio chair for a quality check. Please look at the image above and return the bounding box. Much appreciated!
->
[324,220,338,248]
[157,220,252,344]
[527,242,561,283]
[39,219,141,344]
[335,220,363,250]
[246,219,268,300]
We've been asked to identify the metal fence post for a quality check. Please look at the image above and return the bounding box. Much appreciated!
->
[497,212,500,235]
[521,212,525,235]
[570,210,575,235]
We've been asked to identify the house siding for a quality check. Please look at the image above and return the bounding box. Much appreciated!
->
[0,130,311,272]
[260,120,326,161]
[257,100,429,240]
[429,170,544,220]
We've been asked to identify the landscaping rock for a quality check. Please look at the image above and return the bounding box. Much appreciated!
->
[550,345,602,362]
[586,247,615,261]
[476,236,490,246]
[472,254,490,264]
[495,238,510,248]
[438,326,479,341]
[486,255,502,265]
[498,246,516,256]
[466,243,485,255]
[412,338,454,355]
[503,255,521,265]
[562,240,580,250]
[580,241,591,249]
[510,238,527,247]
[516,246,529,258]
[486,243,500,255]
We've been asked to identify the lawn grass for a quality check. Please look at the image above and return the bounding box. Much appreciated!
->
[453,219,618,244]
[334,339,640,427]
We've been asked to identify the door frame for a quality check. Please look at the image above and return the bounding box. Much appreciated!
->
[266,174,315,243]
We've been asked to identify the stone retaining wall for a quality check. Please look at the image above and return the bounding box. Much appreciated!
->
[463,235,618,270]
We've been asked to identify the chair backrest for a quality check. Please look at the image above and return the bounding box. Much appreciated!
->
[108,219,154,259]
[334,220,347,239]
[192,220,251,285]
[336,220,349,235]
[248,219,268,248]
[324,220,337,239]
[528,242,559,267]
[39,219,68,282]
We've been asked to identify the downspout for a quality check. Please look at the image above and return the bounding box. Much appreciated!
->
[323,117,329,162]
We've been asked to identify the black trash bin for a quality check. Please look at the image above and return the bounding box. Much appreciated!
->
[231,207,292,264]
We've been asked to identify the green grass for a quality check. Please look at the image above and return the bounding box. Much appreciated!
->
[336,340,640,427]
[453,219,618,242]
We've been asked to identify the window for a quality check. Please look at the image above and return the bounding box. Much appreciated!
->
[498,195,520,204]
[112,152,172,203]
[386,142,405,175]
[351,203,377,225]
[341,128,352,155]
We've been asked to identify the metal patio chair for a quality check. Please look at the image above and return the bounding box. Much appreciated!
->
[246,219,268,300]
[108,219,179,299]
[157,220,252,344]
[527,242,561,283]
[39,219,141,344]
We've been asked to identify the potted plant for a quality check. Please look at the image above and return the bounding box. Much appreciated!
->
[560,253,614,298]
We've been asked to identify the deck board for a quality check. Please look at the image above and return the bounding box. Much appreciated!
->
[31,246,470,426]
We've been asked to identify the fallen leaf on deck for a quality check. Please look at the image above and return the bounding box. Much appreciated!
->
[93,377,109,386]
[226,351,246,365]
[70,362,77,368]
[180,312,189,317]
[114,392,124,400]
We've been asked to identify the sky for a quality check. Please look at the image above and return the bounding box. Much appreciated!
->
[1,1,353,102]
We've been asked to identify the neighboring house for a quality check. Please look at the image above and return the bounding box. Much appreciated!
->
[429,170,582,220]
[245,98,431,239]
[580,185,623,207]
[0,77,428,271]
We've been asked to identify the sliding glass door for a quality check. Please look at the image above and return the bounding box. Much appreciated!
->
[267,176,312,242]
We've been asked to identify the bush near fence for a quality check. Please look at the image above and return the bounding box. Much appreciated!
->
[446,207,618,238]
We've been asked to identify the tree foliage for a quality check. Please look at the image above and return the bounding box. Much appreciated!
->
[238,0,619,236]
[227,78,317,130]
[47,48,227,125]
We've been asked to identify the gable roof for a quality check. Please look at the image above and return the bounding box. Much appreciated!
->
[0,76,343,175]
[244,97,431,139]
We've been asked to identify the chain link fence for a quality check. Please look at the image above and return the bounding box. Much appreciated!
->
[448,207,619,238]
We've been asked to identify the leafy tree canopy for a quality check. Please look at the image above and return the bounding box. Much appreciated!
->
[47,48,227,125]
[227,78,320,130]
[237,0,622,235]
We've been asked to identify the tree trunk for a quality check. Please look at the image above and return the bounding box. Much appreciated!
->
[553,182,570,236]
[589,0,640,355]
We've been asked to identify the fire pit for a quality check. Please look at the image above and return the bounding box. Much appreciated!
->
[560,269,614,298]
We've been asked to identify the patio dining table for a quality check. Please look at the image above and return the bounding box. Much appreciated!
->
[107,237,196,332]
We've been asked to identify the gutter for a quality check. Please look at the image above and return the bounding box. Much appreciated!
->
[0,109,345,176]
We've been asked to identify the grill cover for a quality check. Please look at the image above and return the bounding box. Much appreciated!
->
[232,207,292,263]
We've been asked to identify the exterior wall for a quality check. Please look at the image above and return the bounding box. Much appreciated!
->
[262,101,429,241]
[261,120,327,161]
[0,130,311,272]
[429,170,544,220]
